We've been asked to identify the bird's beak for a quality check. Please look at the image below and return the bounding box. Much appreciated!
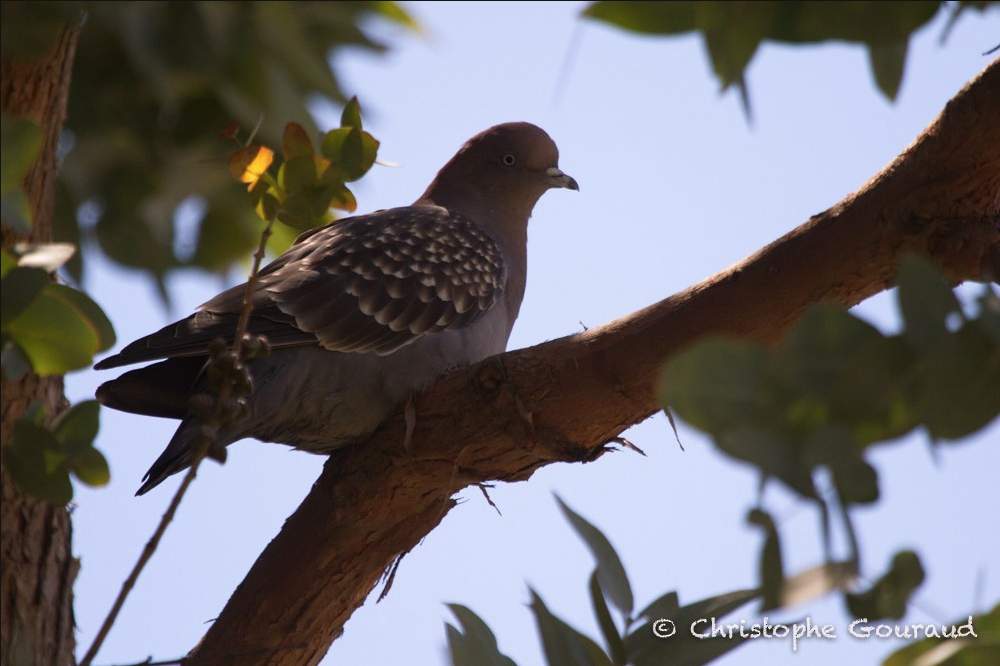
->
[545,167,579,191]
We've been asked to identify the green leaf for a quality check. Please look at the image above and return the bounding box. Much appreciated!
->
[883,602,998,666]
[320,126,379,182]
[833,457,880,505]
[4,282,114,375]
[530,589,613,666]
[445,604,518,666]
[748,508,784,611]
[50,283,115,352]
[5,285,97,374]
[636,591,679,622]
[582,2,699,35]
[0,116,42,194]
[53,400,101,451]
[626,588,760,666]
[278,154,319,194]
[867,39,908,100]
[556,495,634,618]
[70,445,110,486]
[589,572,627,666]
[915,320,1000,440]
[1,265,49,327]
[659,336,772,435]
[6,418,73,505]
[341,96,363,129]
[717,427,818,499]
[281,122,314,159]
[896,254,963,350]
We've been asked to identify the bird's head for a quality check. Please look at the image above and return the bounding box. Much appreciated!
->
[418,122,578,225]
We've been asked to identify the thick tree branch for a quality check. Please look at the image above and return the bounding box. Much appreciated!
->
[189,60,999,666]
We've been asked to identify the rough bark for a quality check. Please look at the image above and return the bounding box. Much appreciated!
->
[187,61,1000,666]
[1,24,81,666]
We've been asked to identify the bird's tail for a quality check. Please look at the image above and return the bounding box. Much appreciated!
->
[136,418,234,496]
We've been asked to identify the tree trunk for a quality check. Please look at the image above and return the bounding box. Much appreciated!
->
[187,61,1000,665]
[1,24,81,666]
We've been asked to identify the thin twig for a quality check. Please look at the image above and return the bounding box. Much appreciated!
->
[78,215,277,666]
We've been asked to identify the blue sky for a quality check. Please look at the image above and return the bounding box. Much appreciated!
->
[68,3,999,665]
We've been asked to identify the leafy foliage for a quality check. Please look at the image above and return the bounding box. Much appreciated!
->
[5,400,109,505]
[447,498,762,666]
[656,255,996,644]
[0,1,411,296]
[582,1,998,114]
[2,247,115,378]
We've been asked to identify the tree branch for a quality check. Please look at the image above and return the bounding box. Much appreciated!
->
[187,60,999,666]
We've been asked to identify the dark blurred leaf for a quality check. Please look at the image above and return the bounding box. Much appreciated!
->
[748,508,784,611]
[589,572,627,666]
[846,550,924,621]
[660,336,772,435]
[833,457,880,505]
[6,418,73,505]
[192,202,262,270]
[1,266,49,327]
[556,495,634,618]
[0,116,42,194]
[915,320,1000,440]
[34,1,406,287]
[1,340,31,381]
[52,399,100,450]
[0,2,83,57]
[2,188,33,233]
[445,603,518,666]
[626,588,760,666]
[636,591,679,622]
[530,589,614,666]
[69,444,110,487]
[582,1,947,109]
[896,254,963,350]
[867,39,908,100]
[278,155,319,194]
[718,427,817,499]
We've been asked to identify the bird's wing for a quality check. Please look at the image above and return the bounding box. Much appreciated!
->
[94,206,506,370]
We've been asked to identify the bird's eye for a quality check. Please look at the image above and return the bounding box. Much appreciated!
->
[501,153,516,166]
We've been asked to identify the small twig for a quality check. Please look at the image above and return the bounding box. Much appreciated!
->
[79,213,277,666]
[662,405,684,451]
[96,656,183,666]
[478,483,502,516]
[606,436,645,457]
